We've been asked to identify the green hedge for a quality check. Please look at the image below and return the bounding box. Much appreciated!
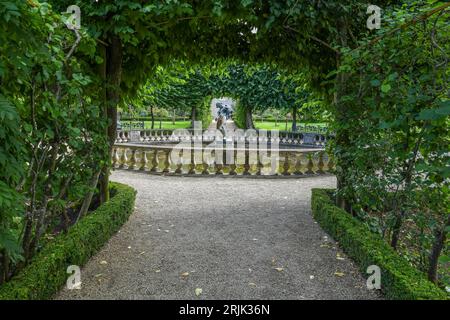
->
[311,188,448,300]
[0,182,136,300]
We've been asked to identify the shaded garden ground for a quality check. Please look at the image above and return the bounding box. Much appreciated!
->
[56,171,381,300]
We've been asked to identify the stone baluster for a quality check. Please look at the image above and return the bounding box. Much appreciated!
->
[305,153,315,174]
[214,151,224,176]
[112,148,119,168]
[119,148,128,169]
[150,149,159,172]
[256,157,263,176]
[327,155,335,172]
[129,149,137,170]
[201,157,210,175]
[139,150,148,171]
[229,148,237,176]
[283,152,291,176]
[243,150,250,175]
[175,149,183,174]
[293,153,303,175]
[317,152,325,174]
[188,148,196,175]
[162,149,171,173]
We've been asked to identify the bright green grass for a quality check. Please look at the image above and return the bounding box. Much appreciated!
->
[121,121,191,130]
[122,120,328,131]
[255,121,328,131]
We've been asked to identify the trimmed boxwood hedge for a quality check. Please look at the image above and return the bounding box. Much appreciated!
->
[0,182,136,300]
[311,188,448,300]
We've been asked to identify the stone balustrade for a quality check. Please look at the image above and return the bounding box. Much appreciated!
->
[115,129,330,148]
[112,144,335,177]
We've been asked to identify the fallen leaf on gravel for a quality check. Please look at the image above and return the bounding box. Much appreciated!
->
[275,267,284,272]
[181,272,189,277]
[95,274,103,278]
[139,251,146,255]
[249,283,257,287]
[195,288,203,296]
[334,272,345,277]
[99,260,108,265]
[336,253,345,261]
[155,270,161,273]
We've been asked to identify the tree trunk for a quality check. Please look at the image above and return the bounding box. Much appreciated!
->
[334,18,352,212]
[150,105,155,129]
[99,35,123,203]
[427,215,449,283]
[0,250,9,284]
[97,43,109,204]
[191,105,196,128]
[245,107,254,129]
[77,170,102,221]
[292,105,298,132]
[391,125,415,250]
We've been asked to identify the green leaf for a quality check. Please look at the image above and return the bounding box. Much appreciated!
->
[381,83,391,93]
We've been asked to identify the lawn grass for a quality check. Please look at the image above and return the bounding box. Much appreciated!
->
[121,121,191,130]
[121,120,328,131]
[255,121,328,131]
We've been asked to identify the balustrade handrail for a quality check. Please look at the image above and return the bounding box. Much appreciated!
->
[112,144,334,177]
[115,129,332,148]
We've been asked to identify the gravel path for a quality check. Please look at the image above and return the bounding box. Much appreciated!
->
[56,171,381,300]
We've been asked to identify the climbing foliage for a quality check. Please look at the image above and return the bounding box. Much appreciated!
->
[332,2,449,287]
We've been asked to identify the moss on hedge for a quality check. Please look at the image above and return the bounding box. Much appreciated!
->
[0,182,136,300]
[311,188,448,300]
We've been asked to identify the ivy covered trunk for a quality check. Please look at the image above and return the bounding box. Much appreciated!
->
[98,43,108,205]
[99,35,123,203]
[334,19,352,213]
